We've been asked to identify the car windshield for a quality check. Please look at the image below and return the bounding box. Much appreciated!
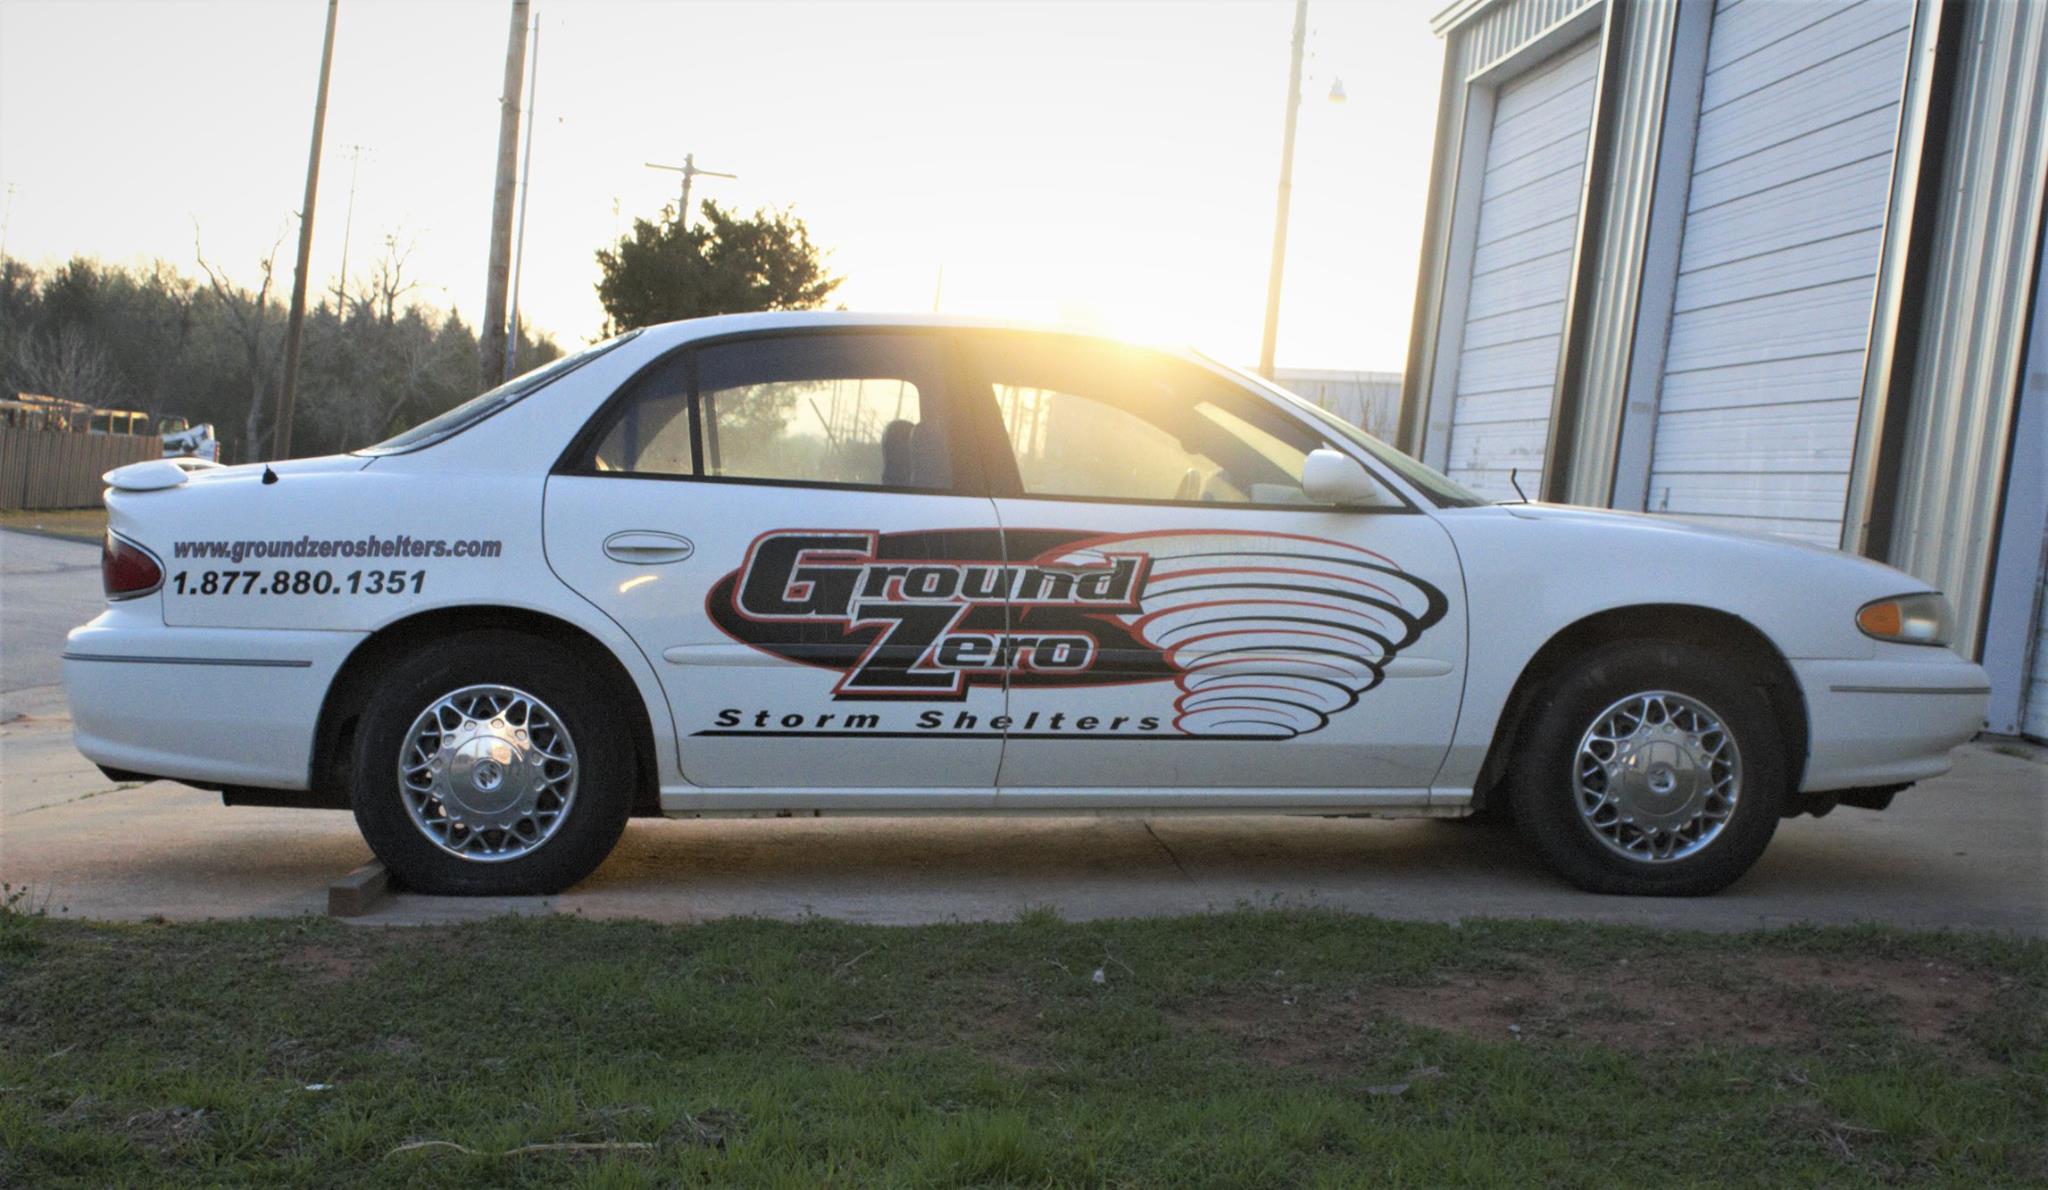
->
[355,330,641,456]
[1214,360,1490,508]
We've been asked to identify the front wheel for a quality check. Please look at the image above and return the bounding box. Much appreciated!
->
[349,631,632,895]
[1509,640,1788,896]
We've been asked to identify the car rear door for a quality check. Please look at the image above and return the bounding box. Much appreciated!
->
[543,329,1008,802]
[960,331,1468,800]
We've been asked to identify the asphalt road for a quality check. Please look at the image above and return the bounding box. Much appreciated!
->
[3,527,2043,932]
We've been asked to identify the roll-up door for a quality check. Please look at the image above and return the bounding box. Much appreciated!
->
[1443,39,1600,501]
[1646,0,1914,544]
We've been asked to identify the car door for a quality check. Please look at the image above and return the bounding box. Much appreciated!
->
[961,331,1468,798]
[543,329,1008,801]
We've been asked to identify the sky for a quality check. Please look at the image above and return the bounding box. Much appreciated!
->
[0,0,1444,372]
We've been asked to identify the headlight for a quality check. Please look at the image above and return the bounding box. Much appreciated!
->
[1856,592,1953,646]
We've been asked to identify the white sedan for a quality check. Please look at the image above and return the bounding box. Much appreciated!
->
[65,313,1989,897]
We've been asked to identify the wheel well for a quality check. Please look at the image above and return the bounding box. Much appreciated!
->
[310,606,664,816]
[1471,605,1809,812]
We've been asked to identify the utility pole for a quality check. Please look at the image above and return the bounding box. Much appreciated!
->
[334,143,368,311]
[644,153,736,228]
[1258,0,1308,380]
[273,0,339,459]
[479,0,530,391]
[1,182,16,262]
[505,13,541,379]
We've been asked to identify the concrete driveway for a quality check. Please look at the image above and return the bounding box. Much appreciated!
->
[4,528,2043,933]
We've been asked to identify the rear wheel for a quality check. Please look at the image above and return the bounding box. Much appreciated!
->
[349,631,632,895]
[1509,640,1787,895]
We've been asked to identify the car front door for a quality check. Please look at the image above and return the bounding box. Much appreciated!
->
[544,329,1008,804]
[961,332,1468,801]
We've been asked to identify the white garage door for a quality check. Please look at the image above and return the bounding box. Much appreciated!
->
[1444,39,1600,501]
[1645,0,1914,545]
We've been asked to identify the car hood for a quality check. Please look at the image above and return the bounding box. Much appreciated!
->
[1495,502,1928,584]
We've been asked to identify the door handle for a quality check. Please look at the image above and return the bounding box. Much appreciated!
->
[603,530,695,565]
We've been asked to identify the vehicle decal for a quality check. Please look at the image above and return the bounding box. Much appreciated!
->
[704,528,1447,739]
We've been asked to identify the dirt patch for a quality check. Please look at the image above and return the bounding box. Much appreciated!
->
[1192,952,2011,1072]
[120,1106,211,1155]
[280,944,370,985]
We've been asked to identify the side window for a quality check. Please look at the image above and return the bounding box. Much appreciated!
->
[592,357,691,475]
[583,333,956,491]
[980,335,1325,505]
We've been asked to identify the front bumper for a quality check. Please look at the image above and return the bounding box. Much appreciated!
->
[64,611,363,791]
[1792,655,1989,792]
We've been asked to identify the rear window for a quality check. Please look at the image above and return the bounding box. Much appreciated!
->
[356,330,641,456]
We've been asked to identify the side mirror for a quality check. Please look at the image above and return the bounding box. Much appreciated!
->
[1302,448,1387,508]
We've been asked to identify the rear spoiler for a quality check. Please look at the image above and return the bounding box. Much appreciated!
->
[104,457,225,492]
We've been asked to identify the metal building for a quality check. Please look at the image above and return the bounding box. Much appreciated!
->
[1400,0,2048,739]
[1273,368,1404,439]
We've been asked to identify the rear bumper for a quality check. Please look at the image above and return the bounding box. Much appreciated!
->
[1792,655,1989,792]
[64,612,362,790]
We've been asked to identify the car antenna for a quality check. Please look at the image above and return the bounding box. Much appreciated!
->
[262,465,278,485]
[1508,468,1528,503]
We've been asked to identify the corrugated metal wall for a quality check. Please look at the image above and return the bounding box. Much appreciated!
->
[1642,0,1914,546]
[1452,0,1601,77]
[1883,0,2048,656]
[1554,0,1682,506]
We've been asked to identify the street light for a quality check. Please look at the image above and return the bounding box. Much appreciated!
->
[1258,0,1309,380]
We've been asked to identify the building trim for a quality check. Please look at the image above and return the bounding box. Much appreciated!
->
[1975,174,2048,733]
[1841,0,1956,557]
[1538,0,1626,501]
[1609,0,1712,512]
[1398,31,1474,457]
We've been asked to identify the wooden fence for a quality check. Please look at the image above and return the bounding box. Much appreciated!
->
[0,426,163,510]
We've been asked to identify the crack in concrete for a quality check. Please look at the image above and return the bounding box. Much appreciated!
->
[1142,820,1196,887]
[17,782,143,815]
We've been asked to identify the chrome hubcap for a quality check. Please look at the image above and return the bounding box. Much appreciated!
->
[398,684,577,863]
[1573,690,1740,864]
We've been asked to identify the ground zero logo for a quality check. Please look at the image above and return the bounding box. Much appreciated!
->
[727,531,1149,695]
[705,527,1449,738]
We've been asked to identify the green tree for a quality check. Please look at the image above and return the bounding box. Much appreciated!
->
[594,200,840,333]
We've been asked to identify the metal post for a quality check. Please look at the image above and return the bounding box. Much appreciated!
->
[505,14,540,378]
[1258,0,1308,379]
[273,0,339,459]
[479,0,530,391]
[335,144,366,311]
[680,152,696,225]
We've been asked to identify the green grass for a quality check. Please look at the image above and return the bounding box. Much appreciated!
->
[2,908,2042,1186]
[0,506,106,543]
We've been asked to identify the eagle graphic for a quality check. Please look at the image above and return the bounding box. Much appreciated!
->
[1036,530,1448,738]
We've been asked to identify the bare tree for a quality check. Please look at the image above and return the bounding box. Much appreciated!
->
[360,234,423,324]
[9,324,124,407]
[195,223,289,461]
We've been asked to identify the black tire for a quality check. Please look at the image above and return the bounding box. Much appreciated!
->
[1508,640,1787,896]
[349,630,633,895]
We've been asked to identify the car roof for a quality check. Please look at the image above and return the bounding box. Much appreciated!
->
[628,310,1198,359]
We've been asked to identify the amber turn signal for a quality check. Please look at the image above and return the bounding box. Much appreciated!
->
[1855,593,1952,646]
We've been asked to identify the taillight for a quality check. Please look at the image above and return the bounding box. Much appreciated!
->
[102,532,163,600]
